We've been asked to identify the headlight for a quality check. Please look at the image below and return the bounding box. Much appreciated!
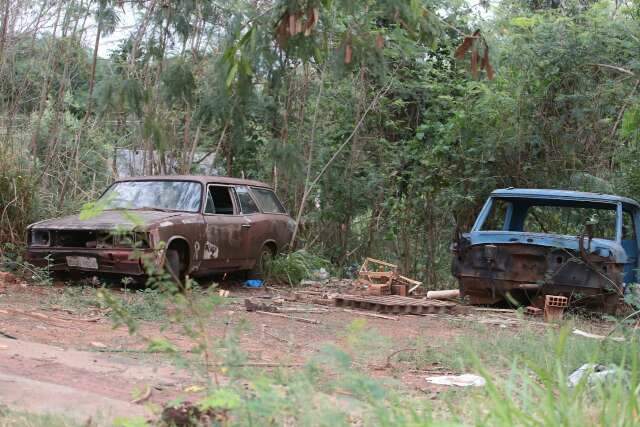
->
[117,232,149,249]
[31,230,51,246]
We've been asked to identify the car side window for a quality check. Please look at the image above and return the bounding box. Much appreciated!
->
[251,187,286,214]
[205,185,235,215]
[235,186,260,214]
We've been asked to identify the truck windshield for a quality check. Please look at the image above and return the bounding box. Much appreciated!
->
[100,180,202,212]
[479,198,619,240]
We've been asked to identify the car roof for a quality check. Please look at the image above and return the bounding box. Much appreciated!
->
[491,188,640,209]
[115,175,272,188]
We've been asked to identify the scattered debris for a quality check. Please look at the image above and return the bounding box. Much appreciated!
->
[0,331,17,340]
[161,401,229,427]
[426,289,460,300]
[131,385,152,404]
[244,298,327,313]
[525,306,543,317]
[253,310,320,324]
[341,308,399,321]
[544,295,568,322]
[426,374,486,387]
[312,268,330,281]
[218,289,230,297]
[385,348,417,368]
[261,324,298,347]
[334,294,456,315]
[184,385,206,393]
[358,258,422,296]
[473,307,517,313]
[90,341,108,349]
[572,329,625,342]
[568,363,628,387]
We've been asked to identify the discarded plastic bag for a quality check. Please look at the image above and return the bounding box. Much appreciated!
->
[426,374,486,387]
[245,279,263,288]
[567,363,628,387]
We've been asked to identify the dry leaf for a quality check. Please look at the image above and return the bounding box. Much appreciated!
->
[303,7,319,36]
[454,29,480,59]
[90,341,107,349]
[375,34,384,49]
[184,384,205,393]
[288,13,297,35]
[481,45,495,80]
[345,44,352,64]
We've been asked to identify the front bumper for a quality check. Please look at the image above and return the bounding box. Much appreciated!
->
[26,247,156,276]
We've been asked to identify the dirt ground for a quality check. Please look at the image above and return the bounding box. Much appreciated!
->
[0,272,614,425]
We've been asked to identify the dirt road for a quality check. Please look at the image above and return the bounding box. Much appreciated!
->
[0,272,607,424]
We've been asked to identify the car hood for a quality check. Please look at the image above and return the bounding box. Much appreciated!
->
[28,210,193,231]
[464,231,627,262]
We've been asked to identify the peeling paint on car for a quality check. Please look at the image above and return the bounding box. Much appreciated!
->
[204,242,219,260]
[25,175,294,280]
[452,188,640,312]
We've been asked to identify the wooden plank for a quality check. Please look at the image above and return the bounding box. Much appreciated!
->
[364,257,398,269]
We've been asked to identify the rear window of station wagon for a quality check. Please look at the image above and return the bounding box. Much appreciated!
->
[251,188,286,214]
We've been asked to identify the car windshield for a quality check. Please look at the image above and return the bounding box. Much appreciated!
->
[100,181,202,212]
[480,197,619,240]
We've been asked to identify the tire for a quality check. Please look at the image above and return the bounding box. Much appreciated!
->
[248,245,275,279]
[165,248,186,285]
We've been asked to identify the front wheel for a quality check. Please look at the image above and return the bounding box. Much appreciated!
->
[248,245,275,279]
[165,248,186,286]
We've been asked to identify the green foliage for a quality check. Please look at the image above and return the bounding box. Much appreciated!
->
[266,250,331,285]
[4,0,640,289]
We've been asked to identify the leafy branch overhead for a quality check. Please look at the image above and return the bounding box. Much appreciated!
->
[454,29,494,80]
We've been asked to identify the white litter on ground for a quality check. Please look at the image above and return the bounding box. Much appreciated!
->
[567,363,628,387]
[425,374,486,387]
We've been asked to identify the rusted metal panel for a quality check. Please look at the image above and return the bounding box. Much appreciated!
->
[452,188,638,311]
[26,175,294,279]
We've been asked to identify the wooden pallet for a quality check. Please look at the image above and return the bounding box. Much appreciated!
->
[333,294,456,314]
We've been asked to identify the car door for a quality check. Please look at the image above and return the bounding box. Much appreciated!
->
[248,186,293,252]
[200,184,252,271]
[234,185,270,263]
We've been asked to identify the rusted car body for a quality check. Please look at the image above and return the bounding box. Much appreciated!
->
[452,189,640,311]
[26,176,294,280]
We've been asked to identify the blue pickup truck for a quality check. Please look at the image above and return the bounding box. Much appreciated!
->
[452,188,640,312]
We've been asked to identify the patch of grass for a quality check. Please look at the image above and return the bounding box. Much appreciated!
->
[0,407,79,427]
[0,242,52,286]
[119,288,167,321]
[44,286,105,314]
[266,250,330,286]
[412,322,640,377]
[45,286,165,321]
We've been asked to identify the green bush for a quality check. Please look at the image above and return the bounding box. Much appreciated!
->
[266,250,331,286]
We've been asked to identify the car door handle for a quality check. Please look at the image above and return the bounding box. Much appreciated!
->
[241,224,252,229]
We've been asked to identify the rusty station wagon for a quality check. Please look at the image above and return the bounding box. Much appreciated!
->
[452,188,640,312]
[26,176,295,281]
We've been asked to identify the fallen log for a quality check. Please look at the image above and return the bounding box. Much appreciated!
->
[426,289,460,300]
